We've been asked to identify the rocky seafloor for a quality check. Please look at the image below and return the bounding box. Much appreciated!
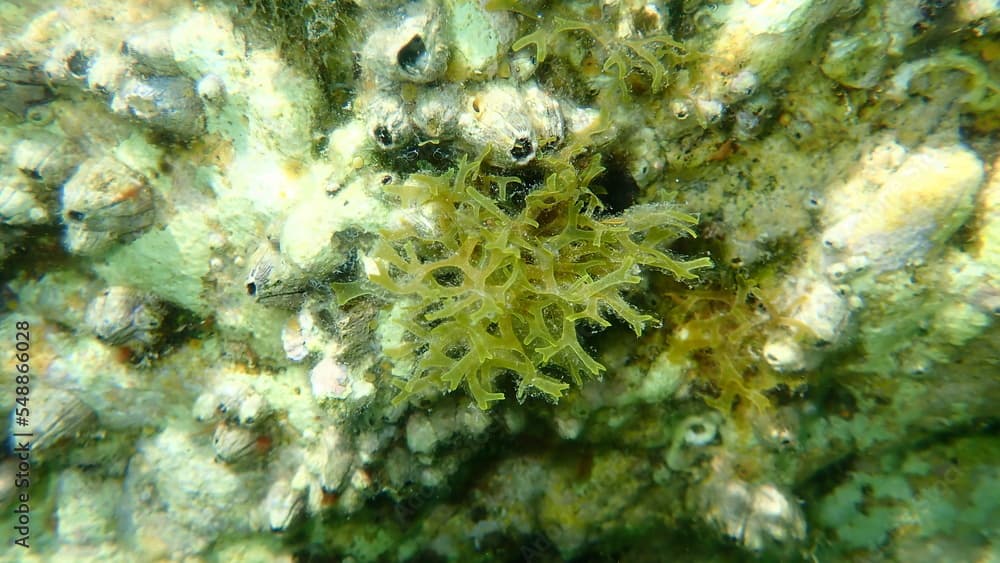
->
[1,0,998,561]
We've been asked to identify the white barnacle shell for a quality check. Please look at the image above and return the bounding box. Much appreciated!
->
[236,391,269,427]
[246,243,310,309]
[212,421,260,464]
[193,391,222,423]
[742,484,807,549]
[202,378,269,426]
[11,387,95,454]
[724,69,758,97]
[85,286,165,350]
[700,477,806,551]
[522,82,564,149]
[412,84,462,139]
[302,427,352,493]
[12,135,81,187]
[457,82,538,167]
[360,1,449,84]
[196,74,226,103]
[281,311,313,362]
[820,144,984,275]
[693,97,725,126]
[60,156,155,255]
[508,49,538,82]
[0,174,50,225]
[683,415,720,446]
[111,75,206,139]
[666,412,723,471]
[262,478,304,531]
[310,355,351,401]
[762,335,806,373]
[360,90,414,151]
[670,99,692,120]
[763,276,850,372]
[214,385,246,421]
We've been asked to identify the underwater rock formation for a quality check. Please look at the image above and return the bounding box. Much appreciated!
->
[1,0,998,561]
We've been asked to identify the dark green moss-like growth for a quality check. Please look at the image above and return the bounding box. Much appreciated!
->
[368,154,712,409]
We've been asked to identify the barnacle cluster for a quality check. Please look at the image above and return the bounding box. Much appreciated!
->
[2,0,1000,561]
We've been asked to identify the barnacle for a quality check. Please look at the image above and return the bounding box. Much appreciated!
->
[246,242,311,309]
[111,75,206,139]
[85,286,166,352]
[19,386,97,455]
[212,421,261,463]
[454,81,563,166]
[11,134,81,187]
[361,90,414,151]
[0,174,50,225]
[368,151,711,408]
[60,155,156,255]
[360,1,448,84]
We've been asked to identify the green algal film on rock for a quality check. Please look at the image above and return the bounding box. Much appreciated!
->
[367,153,712,409]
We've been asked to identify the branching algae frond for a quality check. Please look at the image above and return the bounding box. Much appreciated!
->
[367,153,712,409]
[508,11,692,97]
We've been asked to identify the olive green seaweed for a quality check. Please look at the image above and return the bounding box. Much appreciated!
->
[368,153,712,409]
[509,14,688,96]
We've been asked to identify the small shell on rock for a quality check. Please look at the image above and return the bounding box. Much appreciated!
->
[522,83,564,148]
[60,156,155,255]
[246,243,310,309]
[236,391,269,427]
[360,2,449,84]
[361,91,414,151]
[262,478,304,531]
[694,97,725,126]
[734,109,763,140]
[0,174,50,225]
[683,416,720,446]
[194,379,270,427]
[309,354,350,400]
[193,392,222,423]
[724,69,758,97]
[457,82,537,166]
[508,50,538,82]
[670,99,692,120]
[413,85,462,139]
[307,427,352,492]
[0,53,54,115]
[700,478,806,551]
[196,74,226,103]
[12,135,81,187]
[85,286,165,350]
[111,75,206,139]
[281,310,315,362]
[212,421,260,463]
[10,387,96,454]
[666,412,723,471]
[751,407,800,451]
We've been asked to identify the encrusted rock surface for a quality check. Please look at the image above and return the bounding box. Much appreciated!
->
[1,0,997,561]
